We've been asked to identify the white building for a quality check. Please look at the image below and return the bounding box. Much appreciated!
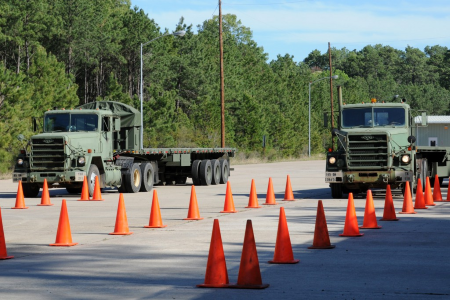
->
[414,116,450,147]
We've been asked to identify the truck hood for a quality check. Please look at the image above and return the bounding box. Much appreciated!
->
[32,132,100,150]
[343,127,411,151]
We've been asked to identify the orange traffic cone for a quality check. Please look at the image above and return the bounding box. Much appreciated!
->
[50,200,78,246]
[264,177,278,205]
[380,185,399,221]
[184,185,203,220]
[0,208,14,259]
[12,181,29,209]
[78,176,90,201]
[246,179,261,208]
[433,175,443,202]
[110,194,133,235]
[424,177,435,206]
[38,178,53,206]
[414,178,427,210]
[339,193,363,237]
[268,207,299,264]
[283,175,295,201]
[197,219,230,288]
[230,220,269,289]
[308,200,335,249]
[91,176,104,201]
[360,190,382,229]
[221,182,238,213]
[399,181,416,214]
[144,190,167,228]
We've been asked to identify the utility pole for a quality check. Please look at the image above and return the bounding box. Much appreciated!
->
[219,0,225,148]
[328,42,334,151]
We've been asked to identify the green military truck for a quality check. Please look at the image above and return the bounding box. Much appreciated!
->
[13,101,235,197]
[325,87,450,198]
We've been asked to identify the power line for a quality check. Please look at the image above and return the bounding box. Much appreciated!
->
[211,3,219,17]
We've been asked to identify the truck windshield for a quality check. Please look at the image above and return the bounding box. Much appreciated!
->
[44,113,99,132]
[342,107,406,128]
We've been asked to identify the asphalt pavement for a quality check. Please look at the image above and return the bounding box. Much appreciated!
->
[0,160,449,299]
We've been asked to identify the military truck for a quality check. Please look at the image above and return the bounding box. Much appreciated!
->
[325,87,450,198]
[13,101,235,197]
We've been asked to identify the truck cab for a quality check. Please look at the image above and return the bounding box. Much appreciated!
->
[325,100,415,198]
[13,102,138,197]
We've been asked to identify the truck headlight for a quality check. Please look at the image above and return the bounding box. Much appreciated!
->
[328,157,336,164]
[78,157,85,165]
[401,155,410,164]
[17,159,24,165]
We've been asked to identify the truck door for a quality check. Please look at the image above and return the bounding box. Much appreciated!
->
[101,116,113,158]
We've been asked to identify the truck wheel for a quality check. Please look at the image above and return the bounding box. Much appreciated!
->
[22,183,40,197]
[419,158,428,189]
[210,159,221,185]
[330,183,343,198]
[87,164,100,196]
[191,160,201,185]
[140,163,154,192]
[199,160,212,186]
[219,159,229,184]
[124,163,142,193]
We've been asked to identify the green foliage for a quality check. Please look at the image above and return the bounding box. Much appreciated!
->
[1,2,450,173]
[0,46,77,173]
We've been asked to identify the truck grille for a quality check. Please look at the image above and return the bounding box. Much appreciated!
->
[347,134,388,169]
[31,138,66,171]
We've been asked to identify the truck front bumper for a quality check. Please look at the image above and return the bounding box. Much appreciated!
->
[326,170,413,188]
[13,171,86,184]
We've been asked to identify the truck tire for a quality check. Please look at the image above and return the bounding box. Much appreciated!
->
[330,183,343,198]
[87,164,100,196]
[199,160,212,186]
[419,158,428,189]
[140,163,154,192]
[210,159,221,185]
[22,183,40,197]
[124,163,142,193]
[219,159,229,184]
[191,160,201,185]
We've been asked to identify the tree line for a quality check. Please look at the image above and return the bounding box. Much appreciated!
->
[1,0,449,173]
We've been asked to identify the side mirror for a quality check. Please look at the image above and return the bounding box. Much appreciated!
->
[331,128,339,137]
[32,117,38,132]
[323,112,328,128]
[407,136,416,144]
[17,134,25,142]
[421,112,427,126]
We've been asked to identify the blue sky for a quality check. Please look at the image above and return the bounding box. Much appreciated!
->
[131,0,450,62]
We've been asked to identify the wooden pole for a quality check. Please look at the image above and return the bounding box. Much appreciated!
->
[328,42,334,151]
